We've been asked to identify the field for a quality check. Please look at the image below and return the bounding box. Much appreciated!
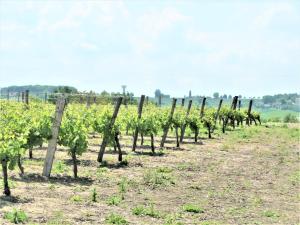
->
[258,109,299,122]
[1,124,299,225]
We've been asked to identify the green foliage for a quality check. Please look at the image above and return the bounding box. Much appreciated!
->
[143,167,175,188]
[105,213,128,225]
[283,113,299,123]
[182,204,204,213]
[132,203,161,218]
[91,188,98,202]
[4,209,28,224]
[70,195,82,203]
[262,210,280,218]
[106,194,123,206]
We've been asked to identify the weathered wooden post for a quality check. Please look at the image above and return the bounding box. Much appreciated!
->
[86,95,91,108]
[246,99,253,126]
[200,97,206,118]
[97,97,123,163]
[42,97,66,177]
[22,91,25,102]
[160,98,177,147]
[180,99,192,143]
[238,100,241,110]
[132,95,145,151]
[93,96,97,104]
[25,90,29,105]
[181,98,185,107]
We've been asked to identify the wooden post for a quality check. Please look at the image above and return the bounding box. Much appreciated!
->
[86,95,91,108]
[21,92,25,102]
[25,90,29,105]
[42,97,66,177]
[97,97,123,162]
[160,98,177,147]
[200,97,206,118]
[180,99,192,142]
[93,96,97,104]
[231,96,238,110]
[238,100,241,110]
[132,95,145,151]
[181,98,185,107]
[246,99,253,126]
[44,92,48,103]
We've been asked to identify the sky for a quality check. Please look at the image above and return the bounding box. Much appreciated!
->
[0,0,299,98]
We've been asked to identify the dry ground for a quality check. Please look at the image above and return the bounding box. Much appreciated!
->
[0,124,299,225]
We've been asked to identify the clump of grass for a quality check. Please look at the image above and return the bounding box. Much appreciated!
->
[118,177,128,193]
[91,188,98,202]
[106,194,123,206]
[70,195,82,203]
[53,161,68,174]
[132,203,161,218]
[4,209,28,224]
[163,213,183,225]
[182,204,204,213]
[289,170,300,186]
[262,210,280,218]
[143,167,175,188]
[105,213,128,225]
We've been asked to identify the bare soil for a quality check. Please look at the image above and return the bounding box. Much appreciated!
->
[0,124,299,225]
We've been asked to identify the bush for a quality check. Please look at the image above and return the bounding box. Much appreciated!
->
[283,113,299,123]
[4,209,28,224]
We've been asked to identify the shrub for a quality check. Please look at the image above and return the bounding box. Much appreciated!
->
[283,113,298,123]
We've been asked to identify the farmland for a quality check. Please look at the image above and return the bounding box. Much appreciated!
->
[0,97,299,224]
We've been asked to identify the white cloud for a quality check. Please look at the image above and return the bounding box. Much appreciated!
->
[253,2,296,29]
[79,42,98,51]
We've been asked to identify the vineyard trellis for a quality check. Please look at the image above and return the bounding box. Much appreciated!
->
[0,92,261,196]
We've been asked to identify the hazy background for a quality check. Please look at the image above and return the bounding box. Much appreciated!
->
[0,0,299,97]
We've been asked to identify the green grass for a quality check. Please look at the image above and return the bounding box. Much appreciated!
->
[259,109,299,121]
[143,167,175,188]
[106,194,123,206]
[69,195,82,203]
[105,213,128,225]
[182,204,204,213]
[4,209,28,224]
[132,203,161,218]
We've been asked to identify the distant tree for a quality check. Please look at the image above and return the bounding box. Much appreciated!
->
[213,92,219,99]
[54,86,77,94]
[238,95,242,99]
[228,95,232,99]
[155,89,162,98]
[262,95,275,104]
[223,94,227,99]
[100,91,110,96]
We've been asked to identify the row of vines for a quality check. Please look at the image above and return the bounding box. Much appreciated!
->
[0,97,261,196]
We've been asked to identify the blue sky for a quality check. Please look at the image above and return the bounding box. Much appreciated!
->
[0,0,299,97]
